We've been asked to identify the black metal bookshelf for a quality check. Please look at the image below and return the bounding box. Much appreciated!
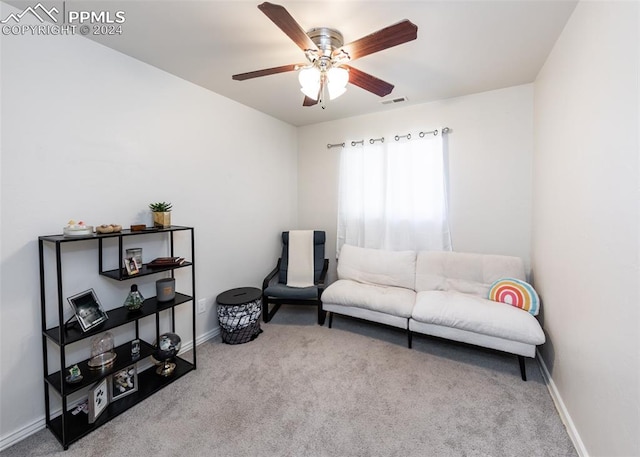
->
[38,225,196,450]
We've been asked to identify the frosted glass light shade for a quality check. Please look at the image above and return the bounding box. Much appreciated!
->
[327,67,349,100]
[328,85,347,100]
[299,67,321,100]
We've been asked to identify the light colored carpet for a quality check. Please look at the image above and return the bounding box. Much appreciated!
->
[2,307,577,457]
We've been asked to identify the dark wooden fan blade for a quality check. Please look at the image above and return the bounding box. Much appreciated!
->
[232,64,301,81]
[339,20,417,61]
[258,2,317,52]
[344,65,394,97]
[303,96,318,107]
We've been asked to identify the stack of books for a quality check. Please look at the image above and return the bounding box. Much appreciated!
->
[147,256,186,268]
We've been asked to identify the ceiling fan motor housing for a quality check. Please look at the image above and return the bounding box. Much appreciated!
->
[307,27,344,56]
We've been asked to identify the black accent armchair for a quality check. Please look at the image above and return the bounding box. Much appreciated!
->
[262,231,329,325]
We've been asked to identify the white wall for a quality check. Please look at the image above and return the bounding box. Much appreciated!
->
[0,5,298,447]
[297,84,534,280]
[532,1,639,456]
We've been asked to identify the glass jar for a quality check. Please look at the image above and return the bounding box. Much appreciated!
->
[88,332,116,368]
[156,278,176,302]
[123,284,144,311]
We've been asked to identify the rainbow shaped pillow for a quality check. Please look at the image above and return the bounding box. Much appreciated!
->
[488,278,540,316]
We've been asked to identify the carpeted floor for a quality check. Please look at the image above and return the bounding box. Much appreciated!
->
[2,307,577,457]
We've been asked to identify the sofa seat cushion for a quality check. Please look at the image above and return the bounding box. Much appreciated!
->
[412,291,545,345]
[322,279,415,318]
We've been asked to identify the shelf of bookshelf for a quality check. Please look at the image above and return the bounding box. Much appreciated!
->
[45,340,157,396]
[43,293,193,346]
[99,262,192,281]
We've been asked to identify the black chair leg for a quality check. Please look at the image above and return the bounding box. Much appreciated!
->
[328,312,333,328]
[318,305,326,326]
[263,302,281,323]
[518,355,527,381]
[408,330,412,349]
[262,298,269,323]
[271,303,281,322]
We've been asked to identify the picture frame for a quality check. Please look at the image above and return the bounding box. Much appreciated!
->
[67,289,108,332]
[88,378,109,423]
[109,364,138,402]
[124,256,139,276]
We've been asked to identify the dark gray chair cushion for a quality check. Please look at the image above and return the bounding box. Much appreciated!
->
[263,283,319,300]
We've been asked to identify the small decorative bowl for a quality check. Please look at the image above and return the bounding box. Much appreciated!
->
[96,224,122,234]
[63,225,94,237]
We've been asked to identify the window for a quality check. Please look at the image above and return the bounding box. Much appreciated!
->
[337,132,451,253]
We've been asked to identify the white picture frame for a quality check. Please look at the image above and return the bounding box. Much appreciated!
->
[88,378,109,423]
[109,364,138,402]
[124,256,139,276]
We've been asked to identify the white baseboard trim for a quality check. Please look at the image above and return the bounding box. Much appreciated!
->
[195,326,220,347]
[0,418,45,452]
[0,327,221,453]
[536,349,589,457]
[178,327,220,354]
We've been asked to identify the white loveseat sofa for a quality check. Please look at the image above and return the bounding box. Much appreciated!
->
[321,245,546,380]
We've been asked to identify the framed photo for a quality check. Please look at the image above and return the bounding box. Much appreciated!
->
[88,378,109,423]
[67,289,108,332]
[109,364,138,402]
[124,257,139,276]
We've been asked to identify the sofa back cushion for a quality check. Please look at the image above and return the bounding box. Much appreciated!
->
[338,244,416,290]
[415,251,525,297]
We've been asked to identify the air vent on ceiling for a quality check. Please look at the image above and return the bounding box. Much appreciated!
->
[381,96,408,105]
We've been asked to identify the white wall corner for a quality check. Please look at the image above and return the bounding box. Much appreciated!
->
[537,350,589,457]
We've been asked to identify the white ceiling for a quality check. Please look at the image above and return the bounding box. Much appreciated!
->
[83,0,577,126]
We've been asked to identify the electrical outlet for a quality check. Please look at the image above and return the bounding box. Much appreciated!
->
[197,298,207,314]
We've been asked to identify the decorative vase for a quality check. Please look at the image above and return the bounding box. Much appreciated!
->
[153,211,171,228]
[123,284,144,311]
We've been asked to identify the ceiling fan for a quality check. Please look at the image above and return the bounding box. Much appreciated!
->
[232,2,418,109]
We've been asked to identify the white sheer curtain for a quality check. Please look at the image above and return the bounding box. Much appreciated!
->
[337,132,452,254]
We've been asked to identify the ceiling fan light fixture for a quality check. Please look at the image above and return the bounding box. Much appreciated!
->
[327,67,349,100]
[328,85,346,100]
[299,66,321,100]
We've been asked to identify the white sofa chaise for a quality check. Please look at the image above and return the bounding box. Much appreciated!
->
[321,245,546,380]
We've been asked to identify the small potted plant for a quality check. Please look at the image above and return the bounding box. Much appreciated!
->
[149,201,172,228]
